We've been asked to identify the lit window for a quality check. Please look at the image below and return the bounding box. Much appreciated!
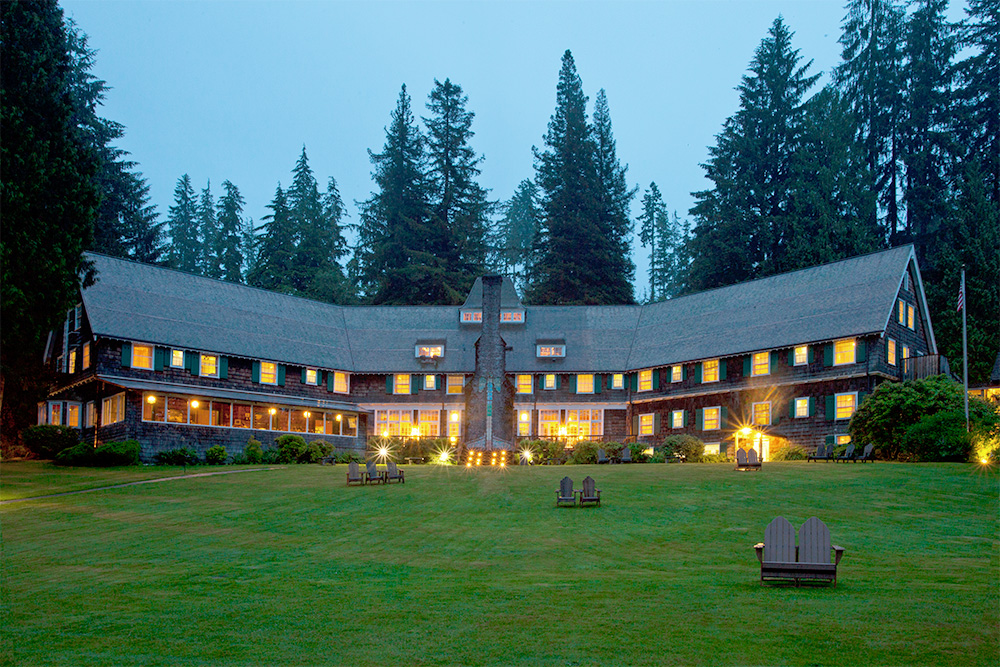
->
[418,410,440,437]
[50,403,62,426]
[447,375,464,394]
[394,374,410,395]
[837,435,852,445]
[612,373,624,389]
[132,344,153,370]
[461,311,482,323]
[375,409,412,437]
[537,345,565,358]
[638,369,653,392]
[794,398,810,418]
[101,393,125,424]
[171,350,185,368]
[334,372,349,393]
[834,340,856,365]
[752,352,769,376]
[305,369,319,385]
[703,359,719,383]
[200,354,218,377]
[576,374,594,394]
[703,407,721,430]
[835,393,857,420]
[260,362,277,385]
[501,311,524,323]
[538,409,561,438]
[67,404,80,428]
[68,349,77,374]
[85,402,95,427]
[898,300,906,324]
[424,374,436,390]
[543,374,556,390]
[671,365,682,383]
[703,443,721,455]
[902,345,910,360]
[82,342,91,369]
[565,409,603,439]
[639,414,655,436]
[907,305,915,330]
[794,346,809,366]
[517,410,531,437]
[417,345,444,358]
[671,410,684,429]
[516,374,532,394]
[447,410,462,437]
[887,339,897,366]
[753,402,771,426]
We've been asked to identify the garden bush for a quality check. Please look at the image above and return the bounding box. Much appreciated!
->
[53,442,95,466]
[627,444,651,463]
[603,441,624,460]
[902,411,971,462]
[154,447,200,466]
[334,450,365,464]
[94,440,141,466]
[205,445,228,465]
[22,425,79,459]
[770,444,808,461]
[244,438,263,464]
[569,440,599,464]
[662,434,705,462]
[274,434,308,463]
[702,453,729,463]
[304,440,334,463]
[519,439,566,465]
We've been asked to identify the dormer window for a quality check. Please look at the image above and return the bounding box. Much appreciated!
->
[416,344,444,358]
[500,310,525,323]
[461,311,482,323]
[536,345,565,358]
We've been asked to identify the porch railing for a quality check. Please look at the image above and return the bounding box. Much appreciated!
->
[902,354,951,381]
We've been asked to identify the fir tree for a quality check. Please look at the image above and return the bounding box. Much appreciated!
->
[529,50,632,305]
[286,146,322,293]
[492,179,541,293]
[247,185,296,293]
[424,78,492,298]
[126,174,167,264]
[197,180,219,277]
[637,182,667,301]
[955,0,1000,203]
[216,180,246,282]
[166,174,200,273]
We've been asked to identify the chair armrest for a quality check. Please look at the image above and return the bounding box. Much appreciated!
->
[753,543,764,564]
[832,545,845,566]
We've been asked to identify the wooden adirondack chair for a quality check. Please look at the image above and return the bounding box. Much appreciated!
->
[807,443,828,462]
[620,446,632,464]
[753,516,845,586]
[835,443,856,463]
[796,517,845,586]
[856,443,875,463]
[596,448,609,464]
[556,476,576,507]
[578,475,601,506]
[364,460,385,485]
[755,516,797,584]
[385,461,405,483]
[735,448,750,470]
[346,460,364,486]
[746,448,762,470]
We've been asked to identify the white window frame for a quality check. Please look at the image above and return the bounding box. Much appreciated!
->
[66,403,80,428]
[703,406,721,430]
[793,345,809,366]
[639,413,655,436]
[416,344,444,358]
[612,373,624,390]
[898,299,906,324]
[887,339,897,366]
[833,339,857,366]
[424,374,436,390]
[751,351,770,377]
[794,397,810,419]
[702,359,720,383]
[536,344,565,358]
[394,374,411,395]
[752,401,771,426]
[515,374,532,394]
[670,365,683,383]
[305,368,320,386]
[671,410,684,429]
[835,392,858,420]
[200,353,219,378]
[102,392,126,424]
[638,369,653,392]
[543,374,556,390]
[446,375,464,395]
[516,409,531,437]
[132,344,154,370]
[576,374,594,394]
[170,349,185,368]
[260,361,278,385]
[703,443,721,455]
[333,372,350,394]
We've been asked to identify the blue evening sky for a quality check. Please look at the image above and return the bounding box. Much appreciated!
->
[61,0,879,297]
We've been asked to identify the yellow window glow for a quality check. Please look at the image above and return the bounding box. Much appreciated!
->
[82,342,91,369]
[577,374,594,393]
[794,397,810,418]
[260,362,277,384]
[753,402,771,425]
[334,372,349,393]
[424,374,436,390]
[171,349,184,367]
[447,375,464,394]
[544,374,556,390]
[639,414,654,436]
[834,340,856,365]
[887,339,897,366]
[394,374,410,395]
[752,352,769,376]
[305,369,318,385]
[703,360,719,383]
[907,305,915,329]
[703,407,721,430]
[671,410,684,429]
[612,373,624,389]
[200,354,218,377]
[516,374,532,394]
[835,393,857,419]
[638,369,653,392]
[132,344,153,369]
[794,345,809,365]
[418,345,443,358]
[671,365,682,382]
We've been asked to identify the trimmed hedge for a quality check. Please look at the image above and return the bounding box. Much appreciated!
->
[22,425,79,459]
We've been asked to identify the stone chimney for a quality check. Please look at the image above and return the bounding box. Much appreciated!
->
[464,276,514,450]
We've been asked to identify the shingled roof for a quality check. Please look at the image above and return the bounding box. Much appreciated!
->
[82,245,927,374]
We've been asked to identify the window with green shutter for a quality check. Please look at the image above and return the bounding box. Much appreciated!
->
[120,342,132,367]
[153,347,165,371]
[770,351,779,373]
[252,360,261,383]
[825,396,835,420]
[694,363,702,384]
[594,374,602,394]
[276,364,285,386]
[386,375,394,394]
[219,356,228,379]
[824,344,834,366]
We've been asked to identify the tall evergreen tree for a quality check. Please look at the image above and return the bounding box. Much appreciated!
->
[687,18,820,291]
[286,146,322,292]
[835,0,907,242]
[1,0,100,444]
[637,182,668,301]
[307,177,353,303]
[197,180,219,277]
[247,185,296,293]
[216,180,246,283]
[424,78,492,298]
[955,0,1000,203]
[126,174,167,264]
[166,174,199,273]
[529,50,633,304]
[591,89,636,302]
[357,85,449,304]
[491,179,542,292]
[660,211,690,299]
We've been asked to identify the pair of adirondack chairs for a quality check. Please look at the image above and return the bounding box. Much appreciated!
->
[556,476,601,507]
[808,442,834,461]
[754,516,845,586]
[735,448,761,471]
[346,460,405,486]
[596,448,631,464]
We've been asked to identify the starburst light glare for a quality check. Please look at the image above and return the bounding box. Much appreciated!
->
[190,400,200,409]
[146,395,157,404]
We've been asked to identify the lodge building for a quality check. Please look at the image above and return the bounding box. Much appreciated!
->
[40,245,941,462]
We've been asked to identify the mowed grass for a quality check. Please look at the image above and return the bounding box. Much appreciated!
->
[1,461,997,667]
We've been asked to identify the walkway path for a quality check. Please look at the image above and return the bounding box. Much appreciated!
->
[0,467,283,505]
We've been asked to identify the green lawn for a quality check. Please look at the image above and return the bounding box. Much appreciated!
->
[2,461,997,666]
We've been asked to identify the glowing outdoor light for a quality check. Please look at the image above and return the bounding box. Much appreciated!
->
[450,436,457,444]
[190,400,200,409]
[377,446,389,460]
[146,395,157,404]
[439,451,450,463]
[450,412,459,422]
[269,407,277,415]
[303,411,311,418]
[558,426,568,436]
[336,414,342,421]
[740,426,753,436]
[410,427,421,438]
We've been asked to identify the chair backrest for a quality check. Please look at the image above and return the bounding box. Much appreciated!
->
[597,448,607,462]
[366,460,378,476]
[621,447,632,462]
[348,461,361,479]
[559,476,574,497]
[748,448,759,464]
[843,443,855,458]
[736,448,748,465]
[582,476,596,497]
[387,461,398,475]
[763,516,796,563]
[861,443,874,459]
[798,517,832,564]
[814,443,826,458]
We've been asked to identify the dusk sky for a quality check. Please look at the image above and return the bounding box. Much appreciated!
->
[62,0,863,296]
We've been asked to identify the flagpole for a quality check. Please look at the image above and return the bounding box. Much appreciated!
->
[961,266,969,432]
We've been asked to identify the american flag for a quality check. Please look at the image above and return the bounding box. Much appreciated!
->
[957,280,965,312]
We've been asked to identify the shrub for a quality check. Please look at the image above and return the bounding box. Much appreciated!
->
[902,411,971,462]
[770,444,808,461]
[54,442,95,466]
[205,445,228,465]
[519,440,566,465]
[702,453,729,463]
[94,440,141,466]
[22,425,80,459]
[304,440,334,463]
[603,441,624,460]
[274,434,308,463]
[154,447,200,466]
[647,450,666,463]
[335,450,364,464]
[662,434,705,462]
[569,440,599,464]
[261,447,281,464]
[244,438,263,464]
[627,444,651,463]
